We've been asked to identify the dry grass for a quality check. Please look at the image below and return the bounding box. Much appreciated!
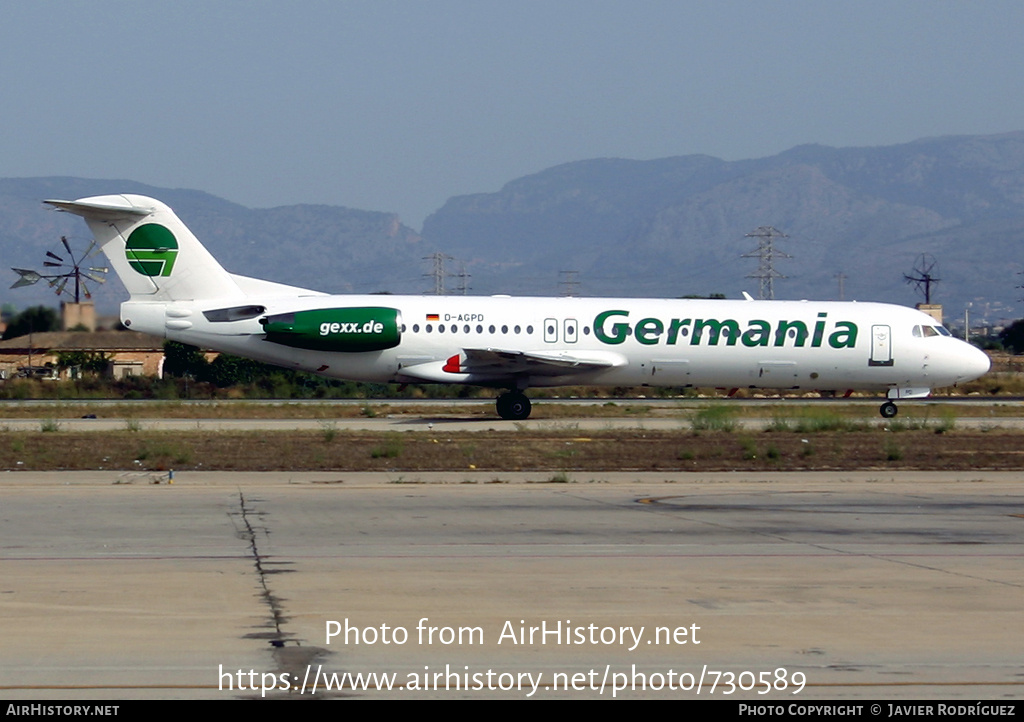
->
[1,427,1022,473]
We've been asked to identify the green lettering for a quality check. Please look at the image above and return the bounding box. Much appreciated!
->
[692,318,739,346]
[812,313,827,347]
[595,310,857,350]
[775,320,808,347]
[635,317,664,345]
[742,320,771,347]
[595,310,630,345]
[666,318,691,345]
[829,321,858,348]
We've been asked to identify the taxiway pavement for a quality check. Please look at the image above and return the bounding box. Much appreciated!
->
[1,470,1021,699]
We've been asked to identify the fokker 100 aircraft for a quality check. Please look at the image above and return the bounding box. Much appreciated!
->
[44,194,990,419]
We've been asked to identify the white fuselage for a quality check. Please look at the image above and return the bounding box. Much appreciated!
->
[122,292,990,395]
[44,192,990,413]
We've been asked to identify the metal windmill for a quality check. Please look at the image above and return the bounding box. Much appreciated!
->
[903,253,941,305]
[11,236,108,302]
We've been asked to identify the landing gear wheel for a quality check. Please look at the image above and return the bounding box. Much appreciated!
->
[496,392,532,420]
[879,401,898,418]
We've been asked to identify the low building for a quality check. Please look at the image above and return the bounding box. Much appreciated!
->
[916,303,943,324]
[0,331,166,380]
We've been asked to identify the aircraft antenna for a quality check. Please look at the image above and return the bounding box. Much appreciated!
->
[903,253,941,304]
[741,226,790,300]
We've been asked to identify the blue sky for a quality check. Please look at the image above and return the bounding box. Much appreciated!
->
[3,1,1022,228]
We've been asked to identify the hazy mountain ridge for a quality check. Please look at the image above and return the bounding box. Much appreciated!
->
[3,132,1024,323]
[422,132,1024,314]
[0,179,425,310]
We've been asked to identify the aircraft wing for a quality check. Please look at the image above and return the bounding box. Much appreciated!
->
[396,347,625,384]
[457,347,622,376]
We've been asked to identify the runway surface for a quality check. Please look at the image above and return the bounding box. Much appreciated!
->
[1,470,1021,699]
[1,396,1023,432]
[3,413,1024,432]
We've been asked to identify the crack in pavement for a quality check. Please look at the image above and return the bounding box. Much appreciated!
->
[232,490,331,695]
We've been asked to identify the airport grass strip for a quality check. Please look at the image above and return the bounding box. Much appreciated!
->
[0,428,1022,472]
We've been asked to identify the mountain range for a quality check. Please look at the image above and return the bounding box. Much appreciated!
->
[3,131,1023,327]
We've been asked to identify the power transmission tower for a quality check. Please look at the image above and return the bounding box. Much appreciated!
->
[453,261,471,295]
[834,272,847,301]
[558,270,580,297]
[423,252,453,295]
[741,226,790,300]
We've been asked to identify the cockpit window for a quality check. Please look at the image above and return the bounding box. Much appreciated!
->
[914,325,951,338]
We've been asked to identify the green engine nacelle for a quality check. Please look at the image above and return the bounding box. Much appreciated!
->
[260,307,401,353]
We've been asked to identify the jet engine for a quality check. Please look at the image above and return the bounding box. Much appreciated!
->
[260,307,401,352]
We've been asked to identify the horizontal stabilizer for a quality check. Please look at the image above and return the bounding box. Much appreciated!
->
[45,197,156,221]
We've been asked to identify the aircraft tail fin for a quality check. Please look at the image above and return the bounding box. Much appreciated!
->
[45,194,245,303]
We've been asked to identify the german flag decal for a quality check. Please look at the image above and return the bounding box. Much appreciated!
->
[426,313,440,321]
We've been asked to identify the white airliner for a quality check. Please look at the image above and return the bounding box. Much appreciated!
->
[44,194,990,419]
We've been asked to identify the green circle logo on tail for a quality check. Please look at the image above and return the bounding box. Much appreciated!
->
[126,224,179,277]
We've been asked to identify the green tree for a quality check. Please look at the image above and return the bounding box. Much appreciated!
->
[206,354,272,387]
[162,341,209,378]
[999,319,1024,354]
[55,351,110,376]
[2,306,59,340]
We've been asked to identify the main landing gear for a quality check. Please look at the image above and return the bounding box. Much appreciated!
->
[496,391,532,420]
[879,401,898,418]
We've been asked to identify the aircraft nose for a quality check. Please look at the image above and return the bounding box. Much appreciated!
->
[960,344,990,382]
